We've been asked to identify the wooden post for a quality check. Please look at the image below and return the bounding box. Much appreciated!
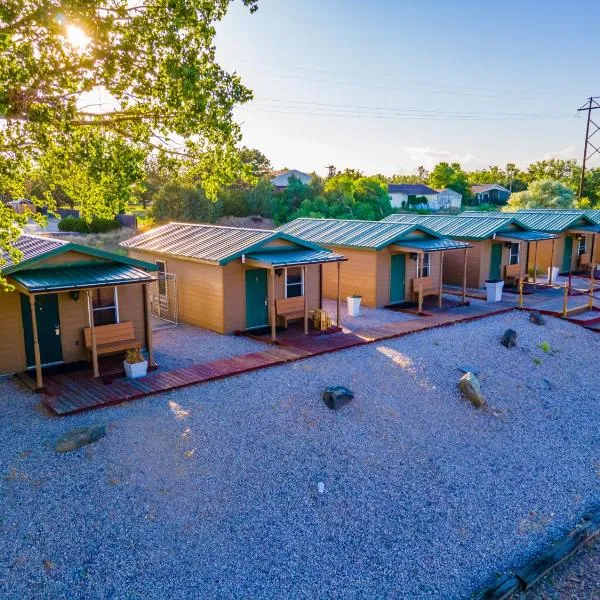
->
[562,284,569,317]
[302,265,308,335]
[462,247,468,303]
[319,264,323,310]
[550,237,556,282]
[438,252,444,308]
[143,283,155,367]
[590,235,597,278]
[269,269,276,342]
[533,241,538,284]
[87,289,99,377]
[336,261,341,329]
[519,278,524,308]
[589,264,595,310]
[28,294,43,390]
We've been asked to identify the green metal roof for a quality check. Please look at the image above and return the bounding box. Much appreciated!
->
[381,214,527,240]
[12,263,155,292]
[2,234,158,275]
[277,218,444,250]
[495,230,558,241]
[506,210,599,233]
[393,238,471,252]
[120,222,328,265]
[245,248,346,267]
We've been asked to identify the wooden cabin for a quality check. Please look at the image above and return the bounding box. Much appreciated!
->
[121,223,346,340]
[277,218,470,311]
[383,214,556,289]
[0,235,158,389]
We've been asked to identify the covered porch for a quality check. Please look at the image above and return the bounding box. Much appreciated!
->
[242,248,346,342]
[11,263,156,390]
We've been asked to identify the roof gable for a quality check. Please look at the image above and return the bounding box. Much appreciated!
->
[388,183,438,195]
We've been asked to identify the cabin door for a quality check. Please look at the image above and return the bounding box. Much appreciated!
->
[489,243,503,280]
[20,293,63,368]
[245,269,269,329]
[390,254,406,303]
[562,237,573,273]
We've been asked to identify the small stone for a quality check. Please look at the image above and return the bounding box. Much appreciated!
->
[55,425,106,453]
[458,365,480,375]
[317,482,325,494]
[458,372,486,409]
[501,329,517,348]
[322,386,354,410]
[529,311,546,326]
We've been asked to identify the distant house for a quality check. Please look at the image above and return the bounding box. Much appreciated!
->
[433,189,462,211]
[387,184,438,209]
[471,184,511,205]
[270,169,312,190]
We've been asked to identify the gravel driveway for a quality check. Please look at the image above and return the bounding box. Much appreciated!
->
[1,312,599,599]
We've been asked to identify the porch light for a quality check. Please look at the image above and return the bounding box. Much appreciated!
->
[409,253,418,260]
[275,268,284,277]
[69,290,80,302]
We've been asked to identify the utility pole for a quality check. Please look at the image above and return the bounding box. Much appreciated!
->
[577,96,600,199]
[326,164,336,179]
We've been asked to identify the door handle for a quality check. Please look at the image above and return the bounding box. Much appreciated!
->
[55,326,60,335]
[264,297,268,306]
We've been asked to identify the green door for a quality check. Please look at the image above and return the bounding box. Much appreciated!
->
[390,254,406,303]
[562,236,573,273]
[245,269,269,329]
[20,293,63,368]
[489,243,503,281]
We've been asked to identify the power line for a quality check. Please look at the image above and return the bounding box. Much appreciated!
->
[577,96,600,198]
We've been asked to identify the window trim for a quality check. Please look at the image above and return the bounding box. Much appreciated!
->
[91,286,119,326]
[284,266,304,298]
[155,259,168,299]
[509,243,520,266]
[418,252,431,278]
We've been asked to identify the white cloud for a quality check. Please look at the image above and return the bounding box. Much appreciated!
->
[403,146,479,169]
[541,147,578,161]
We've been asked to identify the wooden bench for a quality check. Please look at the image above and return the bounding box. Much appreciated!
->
[412,276,436,312]
[275,297,305,328]
[83,321,142,357]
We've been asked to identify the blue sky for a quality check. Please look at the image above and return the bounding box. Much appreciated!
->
[215,0,600,176]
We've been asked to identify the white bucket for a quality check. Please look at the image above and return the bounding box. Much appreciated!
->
[547,266,559,284]
[484,280,504,302]
[347,296,362,316]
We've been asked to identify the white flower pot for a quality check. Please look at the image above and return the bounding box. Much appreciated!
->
[347,296,362,316]
[123,360,148,379]
[484,280,504,302]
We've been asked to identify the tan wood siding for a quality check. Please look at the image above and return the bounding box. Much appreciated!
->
[57,292,89,363]
[443,242,484,288]
[116,284,147,347]
[34,251,109,268]
[0,291,27,375]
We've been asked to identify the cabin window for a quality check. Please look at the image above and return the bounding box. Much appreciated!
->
[418,252,431,278]
[155,260,167,297]
[92,287,119,326]
[285,267,304,298]
[509,243,520,265]
[578,237,587,256]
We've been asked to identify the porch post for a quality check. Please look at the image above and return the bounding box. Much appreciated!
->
[269,268,276,342]
[303,265,308,335]
[336,261,341,329]
[87,289,99,377]
[319,264,323,310]
[551,237,556,281]
[143,283,155,367]
[589,264,595,310]
[590,234,597,277]
[28,294,43,390]
[438,252,444,308]
[533,241,538,284]
[462,248,468,303]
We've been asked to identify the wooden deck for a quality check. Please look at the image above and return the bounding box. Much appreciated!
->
[38,303,514,416]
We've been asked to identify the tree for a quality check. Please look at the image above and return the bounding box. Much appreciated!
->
[390,166,429,184]
[0,0,258,281]
[525,159,580,190]
[504,179,575,210]
[238,147,272,180]
[151,182,214,223]
[429,162,471,201]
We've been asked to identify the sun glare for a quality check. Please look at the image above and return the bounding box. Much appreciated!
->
[65,25,90,51]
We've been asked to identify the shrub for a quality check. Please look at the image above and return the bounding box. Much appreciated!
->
[58,217,120,234]
[88,218,120,233]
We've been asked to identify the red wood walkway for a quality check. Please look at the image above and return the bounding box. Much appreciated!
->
[39,304,514,416]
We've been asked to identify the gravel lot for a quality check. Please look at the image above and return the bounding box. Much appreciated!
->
[1,312,599,599]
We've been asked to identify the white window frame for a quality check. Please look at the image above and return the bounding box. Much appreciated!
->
[155,259,168,299]
[509,243,520,266]
[284,266,304,298]
[418,252,431,278]
[92,286,119,326]
[578,237,587,256]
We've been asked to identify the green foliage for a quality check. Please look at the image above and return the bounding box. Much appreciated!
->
[537,341,551,354]
[505,179,575,210]
[468,163,527,193]
[58,217,120,233]
[429,162,472,203]
[151,182,215,223]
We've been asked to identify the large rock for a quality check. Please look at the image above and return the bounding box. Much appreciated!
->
[529,311,546,326]
[458,372,486,409]
[55,425,106,453]
[501,328,517,348]
[323,386,354,410]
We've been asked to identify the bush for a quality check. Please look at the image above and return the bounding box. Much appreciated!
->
[58,217,120,233]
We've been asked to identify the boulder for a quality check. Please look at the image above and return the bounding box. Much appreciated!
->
[501,328,517,348]
[323,386,354,410]
[458,372,486,409]
[55,425,106,453]
[529,311,546,326]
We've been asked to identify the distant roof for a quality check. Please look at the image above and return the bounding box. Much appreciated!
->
[277,218,443,250]
[0,234,67,269]
[270,169,312,187]
[120,222,331,265]
[387,183,438,196]
[471,183,510,194]
[382,214,529,240]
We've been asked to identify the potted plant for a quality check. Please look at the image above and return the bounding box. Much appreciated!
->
[123,348,148,379]
[347,293,362,316]
[484,279,504,302]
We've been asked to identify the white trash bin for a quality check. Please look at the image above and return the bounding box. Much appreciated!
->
[484,280,504,302]
[547,266,559,284]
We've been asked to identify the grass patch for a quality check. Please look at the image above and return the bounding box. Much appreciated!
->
[532,357,543,366]
[537,341,551,353]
